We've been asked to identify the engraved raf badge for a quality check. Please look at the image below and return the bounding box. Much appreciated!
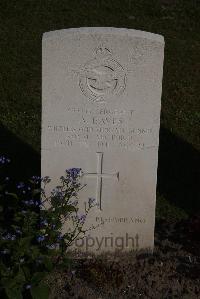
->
[78,46,126,103]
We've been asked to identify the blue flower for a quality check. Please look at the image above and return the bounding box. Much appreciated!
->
[17,182,25,189]
[77,213,86,224]
[51,187,64,199]
[35,200,42,207]
[37,235,45,242]
[66,168,82,180]
[31,176,42,184]
[88,197,96,206]
[46,243,59,250]
[2,233,16,241]
[40,219,48,226]
[23,200,34,206]
[1,249,10,254]
[0,156,10,165]
[57,233,63,240]
[25,284,31,290]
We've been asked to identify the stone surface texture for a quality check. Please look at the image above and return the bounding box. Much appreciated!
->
[42,27,164,253]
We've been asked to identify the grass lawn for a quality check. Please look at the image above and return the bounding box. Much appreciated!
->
[0,0,199,218]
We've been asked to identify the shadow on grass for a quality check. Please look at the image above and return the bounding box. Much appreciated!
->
[157,127,200,214]
[0,123,40,181]
[0,123,199,214]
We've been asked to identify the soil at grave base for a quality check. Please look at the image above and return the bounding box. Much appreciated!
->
[47,218,200,299]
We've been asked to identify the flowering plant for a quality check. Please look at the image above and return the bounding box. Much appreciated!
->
[0,156,96,299]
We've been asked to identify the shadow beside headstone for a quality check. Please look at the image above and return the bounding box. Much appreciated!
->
[0,123,40,181]
[157,126,200,214]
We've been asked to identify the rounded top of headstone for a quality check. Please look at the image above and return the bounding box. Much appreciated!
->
[42,27,164,44]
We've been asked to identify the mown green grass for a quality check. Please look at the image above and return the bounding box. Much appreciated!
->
[0,0,199,218]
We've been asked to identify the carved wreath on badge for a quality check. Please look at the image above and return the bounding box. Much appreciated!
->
[78,46,126,103]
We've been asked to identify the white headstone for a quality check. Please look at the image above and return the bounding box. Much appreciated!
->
[42,27,164,253]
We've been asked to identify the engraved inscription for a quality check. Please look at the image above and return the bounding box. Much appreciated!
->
[78,46,126,103]
[95,217,146,224]
[47,106,157,151]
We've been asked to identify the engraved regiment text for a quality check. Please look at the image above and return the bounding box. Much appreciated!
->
[47,107,157,151]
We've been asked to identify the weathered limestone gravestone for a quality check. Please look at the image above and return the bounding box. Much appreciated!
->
[42,27,164,253]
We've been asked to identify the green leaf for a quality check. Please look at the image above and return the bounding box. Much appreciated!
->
[5,192,18,200]
[30,245,40,259]
[0,184,6,191]
[19,236,32,246]
[30,283,50,299]
[14,268,26,284]
[0,262,9,275]
[5,287,23,299]
[22,266,30,279]
[43,256,53,271]
[61,205,77,215]
[31,272,48,285]
[32,189,42,196]
[58,258,70,270]
[62,256,70,266]
[1,278,16,288]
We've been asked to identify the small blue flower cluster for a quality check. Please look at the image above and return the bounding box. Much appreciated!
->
[23,200,34,205]
[42,176,51,184]
[88,197,96,207]
[0,156,10,165]
[40,218,48,226]
[31,176,42,184]
[37,235,45,242]
[51,187,64,199]
[16,182,31,194]
[2,233,16,241]
[57,233,63,240]
[46,243,59,250]
[23,199,41,207]
[66,168,82,180]
[77,213,86,224]
[0,249,10,255]
[17,182,25,189]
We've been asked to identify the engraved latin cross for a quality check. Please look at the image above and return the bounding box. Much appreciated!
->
[83,152,119,210]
